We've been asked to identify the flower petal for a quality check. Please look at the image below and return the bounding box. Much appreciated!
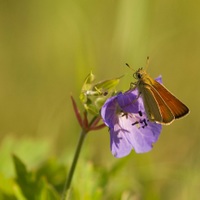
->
[109,126,132,158]
[117,91,139,113]
[155,75,162,83]
[101,96,118,128]
[109,112,162,157]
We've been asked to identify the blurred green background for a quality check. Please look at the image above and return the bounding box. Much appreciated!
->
[0,0,200,199]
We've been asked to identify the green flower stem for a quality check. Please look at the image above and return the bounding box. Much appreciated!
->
[61,130,86,200]
[61,116,99,200]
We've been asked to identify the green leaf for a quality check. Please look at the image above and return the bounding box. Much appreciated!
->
[13,155,29,180]
[83,102,99,115]
[13,183,27,200]
[81,72,95,92]
[13,155,36,200]
[93,76,122,93]
[12,155,61,200]
[72,160,103,200]
[35,158,67,194]
[38,178,60,200]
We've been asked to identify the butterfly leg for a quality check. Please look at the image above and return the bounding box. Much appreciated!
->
[130,81,138,89]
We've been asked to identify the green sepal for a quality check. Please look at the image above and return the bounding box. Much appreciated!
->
[79,73,123,115]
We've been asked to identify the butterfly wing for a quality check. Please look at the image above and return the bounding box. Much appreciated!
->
[140,83,175,124]
[151,79,189,119]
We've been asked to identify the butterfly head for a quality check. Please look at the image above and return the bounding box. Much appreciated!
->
[133,68,147,80]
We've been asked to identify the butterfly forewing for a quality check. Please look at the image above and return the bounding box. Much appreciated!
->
[151,79,189,118]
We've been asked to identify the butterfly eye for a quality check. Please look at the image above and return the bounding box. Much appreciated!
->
[133,72,141,79]
[137,73,142,79]
[135,72,142,79]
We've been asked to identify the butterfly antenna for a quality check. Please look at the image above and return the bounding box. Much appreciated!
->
[145,56,150,70]
[126,63,135,71]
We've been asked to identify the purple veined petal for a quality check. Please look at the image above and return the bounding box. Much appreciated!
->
[109,114,137,158]
[109,111,162,157]
[109,126,132,158]
[101,96,119,128]
[117,91,139,113]
[127,88,145,113]
[155,75,162,83]
[101,91,139,129]
[125,118,162,153]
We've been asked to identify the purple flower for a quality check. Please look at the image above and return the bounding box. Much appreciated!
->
[101,76,162,158]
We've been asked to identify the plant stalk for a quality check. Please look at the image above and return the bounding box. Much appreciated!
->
[61,130,86,200]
